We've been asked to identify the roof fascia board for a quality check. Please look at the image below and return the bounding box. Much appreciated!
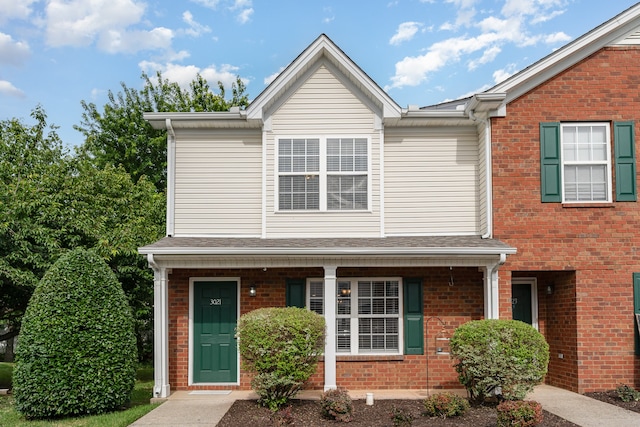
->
[139,246,516,256]
[488,4,640,103]
[143,111,248,129]
[246,34,401,121]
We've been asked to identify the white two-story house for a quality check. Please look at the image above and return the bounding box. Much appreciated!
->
[140,34,515,399]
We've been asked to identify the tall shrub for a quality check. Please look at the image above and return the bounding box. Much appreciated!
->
[236,307,325,410]
[13,248,137,419]
[450,319,549,403]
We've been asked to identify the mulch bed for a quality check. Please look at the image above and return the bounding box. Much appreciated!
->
[217,398,579,426]
[585,390,640,414]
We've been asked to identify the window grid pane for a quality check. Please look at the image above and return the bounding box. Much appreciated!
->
[561,124,610,202]
[309,281,324,315]
[357,280,400,353]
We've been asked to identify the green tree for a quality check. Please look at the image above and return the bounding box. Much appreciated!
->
[75,71,249,191]
[0,107,164,361]
[13,248,138,419]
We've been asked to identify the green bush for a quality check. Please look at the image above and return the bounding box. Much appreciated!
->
[390,405,414,426]
[13,248,138,419]
[423,392,469,418]
[320,388,353,422]
[450,319,549,403]
[496,400,544,427]
[616,384,640,402]
[236,307,325,411]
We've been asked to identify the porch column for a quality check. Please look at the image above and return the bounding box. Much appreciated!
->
[149,255,170,398]
[323,265,337,391]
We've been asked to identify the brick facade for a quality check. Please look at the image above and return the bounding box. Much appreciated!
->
[492,46,640,393]
[166,267,484,391]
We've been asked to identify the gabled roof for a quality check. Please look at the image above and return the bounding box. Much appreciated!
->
[245,34,402,121]
[486,3,640,105]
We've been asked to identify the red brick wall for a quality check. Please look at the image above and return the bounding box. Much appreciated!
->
[492,46,640,392]
[166,266,483,391]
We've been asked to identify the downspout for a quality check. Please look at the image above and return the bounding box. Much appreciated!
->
[165,119,176,237]
[485,253,507,319]
[148,254,170,398]
[468,109,494,239]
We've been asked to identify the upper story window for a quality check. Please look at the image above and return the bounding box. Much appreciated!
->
[561,123,611,202]
[540,121,638,204]
[278,137,369,211]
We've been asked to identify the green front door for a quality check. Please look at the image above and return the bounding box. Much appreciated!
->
[512,283,533,325]
[193,281,238,383]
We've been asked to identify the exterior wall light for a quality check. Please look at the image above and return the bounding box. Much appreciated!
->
[249,286,257,297]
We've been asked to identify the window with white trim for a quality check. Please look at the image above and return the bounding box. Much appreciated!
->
[561,123,611,202]
[307,278,402,355]
[277,137,369,211]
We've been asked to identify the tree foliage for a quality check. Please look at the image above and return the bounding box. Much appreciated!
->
[75,72,249,191]
[13,248,138,419]
[450,319,549,403]
[0,107,164,359]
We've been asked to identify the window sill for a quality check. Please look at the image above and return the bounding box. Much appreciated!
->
[561,203,615,208]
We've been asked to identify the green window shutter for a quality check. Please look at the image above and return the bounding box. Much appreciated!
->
[286,279,306,308]
[540,122,562,202]
[634,273,640,356]
[403,278,424,355]
[614,121,637,202]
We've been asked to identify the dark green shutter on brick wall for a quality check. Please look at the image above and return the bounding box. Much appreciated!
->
[404,278,424,355]
[286,279,305,308]
[614,121,637,202]
[540,122,562,202]
[634,273,640,356]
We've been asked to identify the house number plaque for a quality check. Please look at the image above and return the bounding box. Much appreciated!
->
[210,298,222,306]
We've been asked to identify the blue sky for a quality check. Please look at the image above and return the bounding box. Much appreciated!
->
[1,0,638,147]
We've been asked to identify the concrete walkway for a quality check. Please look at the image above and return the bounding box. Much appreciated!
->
[130,385,640,426]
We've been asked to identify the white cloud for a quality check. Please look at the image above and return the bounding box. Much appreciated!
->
[98,27,174,54]
[388,0,572,90]
[468,45,501,70]
[44,0,172,54]
[0,32,30,66]
[0,0,38,24]
[264,67,285,85]
[0,80,25,98]
[190,0,222,8]
[138,61,249,91]
[493,63,518,84]
[389,22,424,46]
[182,11,212,37]
[237,8,253,24]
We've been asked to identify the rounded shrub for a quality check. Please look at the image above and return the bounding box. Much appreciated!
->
[449,319,549,403]
[496,400,544,427]
[13,248,137,419]
[236,307,325,411]
[423,392,470,418]
[320,388,353,422]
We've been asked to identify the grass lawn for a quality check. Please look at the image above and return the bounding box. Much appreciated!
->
[0,365,160,427]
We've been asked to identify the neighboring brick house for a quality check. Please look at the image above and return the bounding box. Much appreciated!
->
[483,5,640,393]
[140,4,640,398]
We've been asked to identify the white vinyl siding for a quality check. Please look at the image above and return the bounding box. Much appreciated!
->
[266,64,381,238]
[173,129,262,236]
[477,122,489,234]
[384,126,480,235]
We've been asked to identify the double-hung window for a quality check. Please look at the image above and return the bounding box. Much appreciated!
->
[561,123,611,202]
[541,121,636,203]
[307,278,402,355]
[278,137,369,211]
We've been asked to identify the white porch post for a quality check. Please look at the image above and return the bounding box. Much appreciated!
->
[323,265,337,391]
[149,255,170,398]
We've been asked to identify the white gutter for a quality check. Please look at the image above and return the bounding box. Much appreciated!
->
[165,119,175,237]
[139,246,516,256]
